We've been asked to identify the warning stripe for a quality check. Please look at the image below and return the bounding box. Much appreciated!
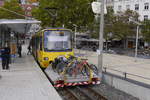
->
[54,81,100,87]
[96,81,100,84]
[92,81,96,84]
[54,84,64,87]
[83,81,89,84]
[78,82,83,85]
[67,83,72,86]
[72,83,78,86]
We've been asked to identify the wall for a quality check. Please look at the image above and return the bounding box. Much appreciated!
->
[103,72,150,100]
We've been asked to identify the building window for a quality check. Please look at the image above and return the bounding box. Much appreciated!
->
[144,3,149,10]
[118,5,122,11]
[135,4,139,10]
[126,5,130,9]
[144,15,148,21]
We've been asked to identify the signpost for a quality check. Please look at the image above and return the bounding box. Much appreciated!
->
[129,18,141,62]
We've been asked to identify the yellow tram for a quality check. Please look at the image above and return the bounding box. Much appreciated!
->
[31,28,74,68]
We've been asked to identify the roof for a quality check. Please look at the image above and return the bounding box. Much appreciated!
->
[0,19,41,34]
[0,19,41,24]
[43,27,72,31]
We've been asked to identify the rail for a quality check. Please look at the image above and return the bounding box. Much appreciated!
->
[76,86,107,100]
[103,67,150,81]
[59,88,80,100]
[59,86,107,100]
[85,87,107,100]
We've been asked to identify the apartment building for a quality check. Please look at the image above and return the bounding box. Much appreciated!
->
[106,0,114,7]
[0,0,4,6]
[113,0,150,21]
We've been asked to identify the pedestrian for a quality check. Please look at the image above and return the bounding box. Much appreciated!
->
[27,45,31,55]
[17,43,22,58]
[0,43,11,70]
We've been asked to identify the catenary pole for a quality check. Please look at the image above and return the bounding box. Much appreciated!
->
[98,0,104,76]
[73,24,77,49]
[135,25,139,62]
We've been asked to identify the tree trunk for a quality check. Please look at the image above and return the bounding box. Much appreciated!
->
[105,39,108,51]
[123,38,127,49]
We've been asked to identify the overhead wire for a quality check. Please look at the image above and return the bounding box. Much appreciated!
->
[0,6,28,18]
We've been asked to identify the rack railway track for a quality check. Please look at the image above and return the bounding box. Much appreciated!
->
[59,88,81,100]
[58,86,107,100]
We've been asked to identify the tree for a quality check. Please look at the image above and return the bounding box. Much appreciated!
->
[104,7,115,50]
[112,10,139,48]
[141,20,150,42]
[32,0,94,31]
[0,0,25,19]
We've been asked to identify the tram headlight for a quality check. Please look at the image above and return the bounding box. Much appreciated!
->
[43,57,49,61]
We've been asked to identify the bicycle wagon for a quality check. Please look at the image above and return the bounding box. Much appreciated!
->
[45,55,101,88]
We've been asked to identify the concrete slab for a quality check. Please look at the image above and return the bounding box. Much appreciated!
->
[0,44,62,100]
[75,49,150,85]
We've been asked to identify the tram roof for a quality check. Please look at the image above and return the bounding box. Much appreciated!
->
[43,27,71,30]
[0,19,41,34]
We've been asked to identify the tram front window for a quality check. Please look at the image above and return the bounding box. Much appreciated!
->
[44,30,72,51]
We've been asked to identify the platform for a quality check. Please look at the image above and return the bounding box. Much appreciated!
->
[75,49,150,85]
[0,44,62,100]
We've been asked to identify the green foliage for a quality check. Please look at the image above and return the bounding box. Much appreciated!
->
[0,0,25,19]
[32,0,94,30]
[141,20,150,42]
[112,10,138,40]
[104,7,115,40]
[92,8,138,41]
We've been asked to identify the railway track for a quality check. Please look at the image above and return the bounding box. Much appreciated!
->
[58,88,80,100]
[78,86,107,100]
[58,86,107,100]
[38,60,106,100]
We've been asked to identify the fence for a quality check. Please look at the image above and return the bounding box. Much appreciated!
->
[103,67,150,83]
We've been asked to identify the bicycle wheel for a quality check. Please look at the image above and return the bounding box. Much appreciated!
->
[66,67,74,76]
[81,65,90,76]
[90,64,98,75]
[56,62,67,74]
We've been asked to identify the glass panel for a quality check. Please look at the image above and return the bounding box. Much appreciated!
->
[144,3,149,10]
[44,30,72,51]
[135,4,139,10]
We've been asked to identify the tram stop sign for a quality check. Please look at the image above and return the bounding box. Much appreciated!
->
[91,1,107,14]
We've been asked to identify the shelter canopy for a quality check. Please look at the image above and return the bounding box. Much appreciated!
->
[0,19,41,34]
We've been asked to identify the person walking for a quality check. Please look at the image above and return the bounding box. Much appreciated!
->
[17,44,22,58]
[27,45,31,55]
[1,43,11,70]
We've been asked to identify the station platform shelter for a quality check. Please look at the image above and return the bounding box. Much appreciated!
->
[0,19,62,100]
[0,19,41,60]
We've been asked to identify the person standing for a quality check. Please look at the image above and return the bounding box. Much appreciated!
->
[1,44,11,70]
[17,44,22,58]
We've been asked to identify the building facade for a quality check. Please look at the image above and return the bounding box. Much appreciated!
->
[113,0,150,21]
[0,0,4,6]
[106,0,114,7]
[19,0,39,17]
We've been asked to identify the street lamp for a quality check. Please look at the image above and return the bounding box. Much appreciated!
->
[129,18,141,62]
[135,25,139,62]
[73,24,77,49]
